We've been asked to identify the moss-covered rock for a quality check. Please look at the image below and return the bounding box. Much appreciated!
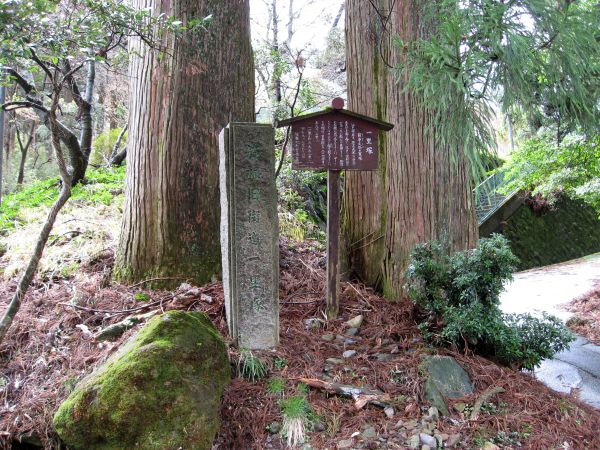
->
[422,356,473,416]
[53,311,230,450]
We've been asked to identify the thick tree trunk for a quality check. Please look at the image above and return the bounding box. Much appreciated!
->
[342,0,478,298]
[115,0,255,285]
[0,85,5,205]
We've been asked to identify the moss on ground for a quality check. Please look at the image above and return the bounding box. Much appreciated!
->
[0,166,125,232]
[53,311,230,450]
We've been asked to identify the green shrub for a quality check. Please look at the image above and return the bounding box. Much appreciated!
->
[406,234,574,369]
[90,127,128,165]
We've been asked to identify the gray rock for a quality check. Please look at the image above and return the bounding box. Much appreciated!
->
[453,402,467,413]
[321,333,335,342]
[375,353,393,362]
[326,358,345,365]
[313,421,326,432]
[304,318,323,329]
[268,421,281,434]
[446,433,462,447]
[343,350,357,358]
[338,438,354,449]
[345,327,359,336]
[362,425,377,439]
[482,443,500,450]
[384,406,395,418]
[422,356,473,415]
[404,419,418,429]
[419,433,437,448]
[345,315,364,328]
[336,334,357,345]
[408,434,420,449]
[427,406,439,420]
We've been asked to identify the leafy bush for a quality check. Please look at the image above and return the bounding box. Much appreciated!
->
[502,135,600,214]
[277,160,327,243]
[90,127,128,165]
[406,235,574,369]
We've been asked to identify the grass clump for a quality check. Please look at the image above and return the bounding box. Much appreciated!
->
[267,377,286,396]
[280,393,312,448]
[134,293,151,302]
[238,350,268,381]
[406,234,574,370]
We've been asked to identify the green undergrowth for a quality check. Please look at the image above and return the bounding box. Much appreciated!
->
[0,166,125,232]
[406,234,575,370]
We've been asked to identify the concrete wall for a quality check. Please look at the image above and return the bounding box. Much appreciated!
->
[481,195,600,271]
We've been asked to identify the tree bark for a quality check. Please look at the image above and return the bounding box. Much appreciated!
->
[115,0,255,286]
[0,84,5,205]
[342,0,478,298]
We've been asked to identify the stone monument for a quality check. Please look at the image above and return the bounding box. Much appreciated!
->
[219,123,279,349]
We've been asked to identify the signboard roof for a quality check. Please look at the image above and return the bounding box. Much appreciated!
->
[277,106,394,131]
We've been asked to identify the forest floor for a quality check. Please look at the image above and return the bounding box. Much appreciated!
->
[565,286,600,346]
[1,240,600,449]
[1,173,600,449]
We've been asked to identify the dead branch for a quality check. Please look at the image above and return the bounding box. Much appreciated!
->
[94,311,157,341]
[470,386,505,421]
[297,377,392,409]
[59,296,172,316]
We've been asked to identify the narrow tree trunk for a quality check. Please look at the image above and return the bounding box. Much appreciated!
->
[70,60,95,184]
[0,102,72,343]
[108,123,128,166]
[115,0,255,286]
[506,113,515,152]
[342,0,478,298]
[16,121,35,185]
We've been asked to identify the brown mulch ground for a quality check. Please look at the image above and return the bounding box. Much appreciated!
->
[563,286,600,345]
[1,241,600,449]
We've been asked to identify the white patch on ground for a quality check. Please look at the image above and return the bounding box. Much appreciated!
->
[0,198,122,279]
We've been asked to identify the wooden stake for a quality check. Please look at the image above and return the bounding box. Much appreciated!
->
[327,170,341,319]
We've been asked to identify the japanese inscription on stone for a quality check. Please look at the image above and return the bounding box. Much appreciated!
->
[219,123,279,349]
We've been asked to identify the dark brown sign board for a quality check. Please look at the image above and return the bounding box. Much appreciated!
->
[277,99,394,319]
[278,101,393,172]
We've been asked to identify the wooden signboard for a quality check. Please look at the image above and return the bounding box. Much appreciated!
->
[278,99,393,318]
[280,97,393,172]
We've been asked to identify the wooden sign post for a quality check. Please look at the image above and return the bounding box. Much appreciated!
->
[278,98,393,319]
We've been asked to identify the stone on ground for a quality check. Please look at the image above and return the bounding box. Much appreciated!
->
[422,355,473,415]
[53,311,230,450]
[345,314,364,328]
